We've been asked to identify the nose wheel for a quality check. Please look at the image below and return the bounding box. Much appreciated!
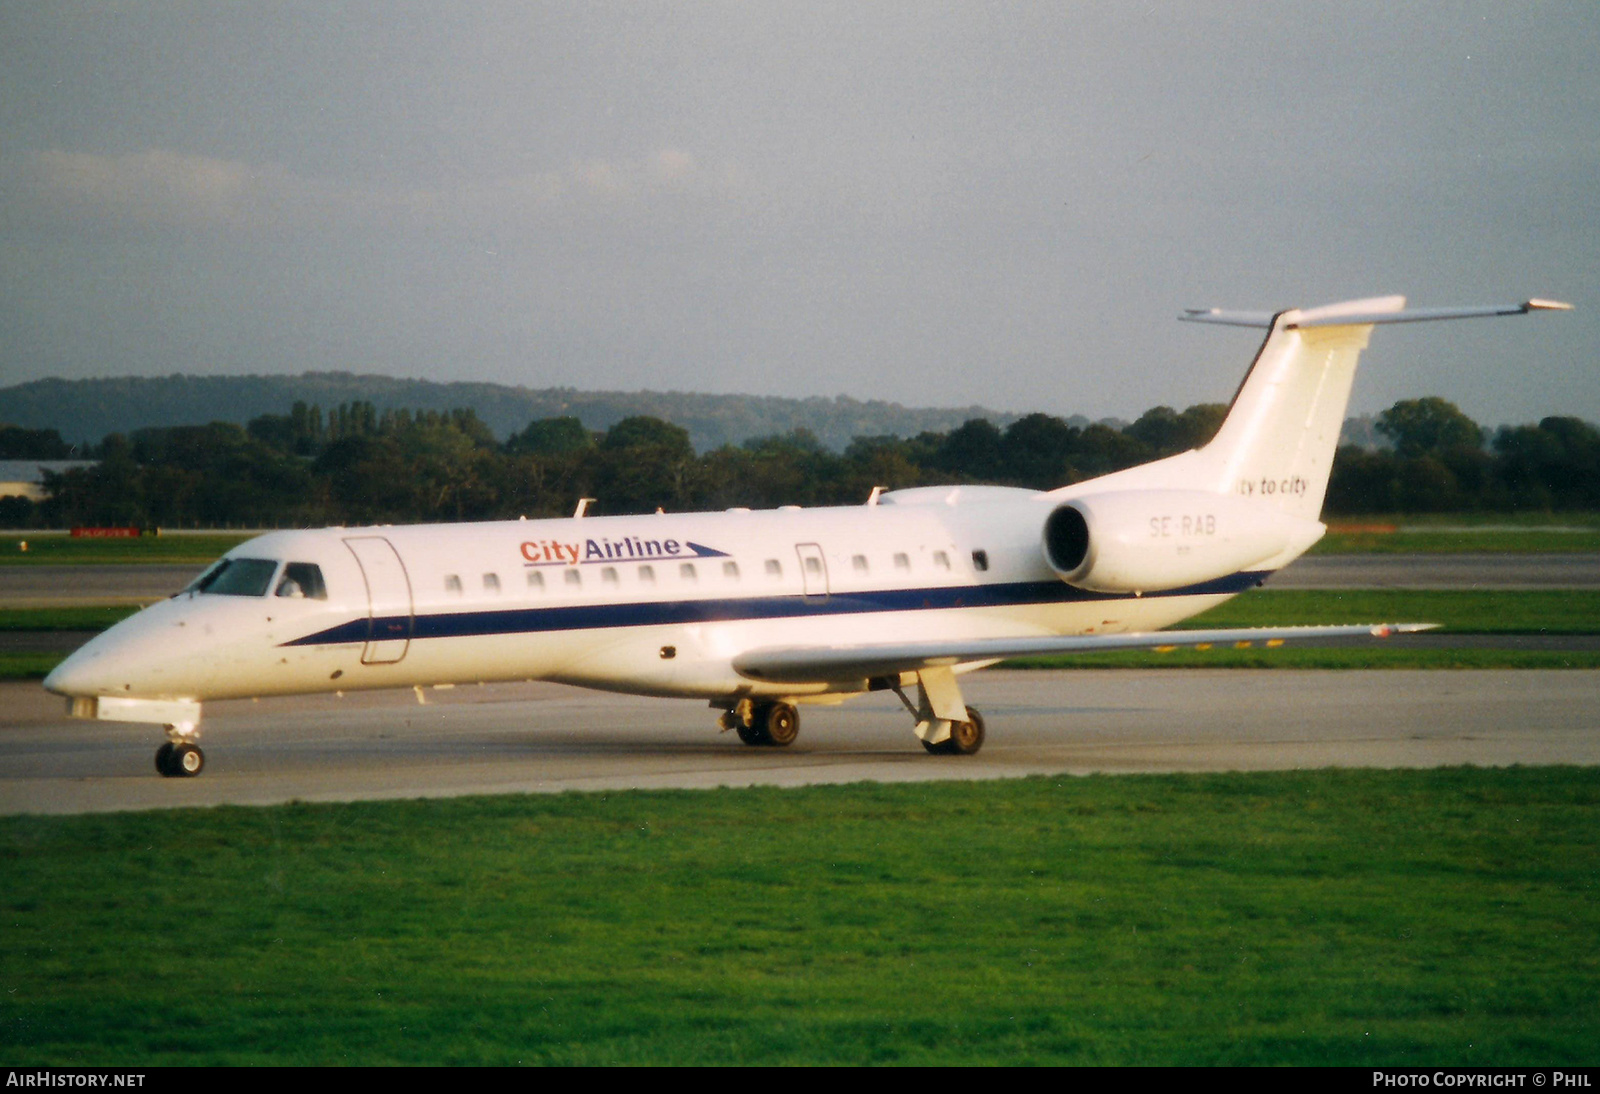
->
[155,736,205,778]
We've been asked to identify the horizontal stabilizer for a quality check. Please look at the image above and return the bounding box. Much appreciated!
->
[1181,299,1571,330]
[1290,299,1573,328]
[733,623,1436,684]
[1179,308,1276,328]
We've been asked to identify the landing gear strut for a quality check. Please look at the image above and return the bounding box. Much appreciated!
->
[888,666,986,756]
[720,699,800,747]
[156,723,204,777]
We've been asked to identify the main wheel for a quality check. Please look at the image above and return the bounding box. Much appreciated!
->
[169,742,205,777]
[736,721,768,746]
[763,702,799,747]
[949,708,985,756]
[155,742,176,775]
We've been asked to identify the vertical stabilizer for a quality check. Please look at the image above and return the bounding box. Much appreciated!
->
[1056,294,1567,521]
[1200,295,1404,519]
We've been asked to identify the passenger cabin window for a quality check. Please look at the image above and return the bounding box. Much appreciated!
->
[765,559,783,579]
[804,556,823,576]
[601,566,619,586]
[893,552,911,572]
[680,562,698,581]
[972,550,989,572]
[527,570,545,591]
[444,574,463,595]
[852,555,869,573]
[723,561,740,580]
[483,573,501,594]
[194,557,279,597]
[933,551,951,570]
[275,562,327,600]
[638,564,656,584]
[564,569,582,587]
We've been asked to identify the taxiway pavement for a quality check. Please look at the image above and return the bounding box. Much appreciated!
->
[3,668,1596,815]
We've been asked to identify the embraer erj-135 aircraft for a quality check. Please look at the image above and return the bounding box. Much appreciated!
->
[45,295,1569,776]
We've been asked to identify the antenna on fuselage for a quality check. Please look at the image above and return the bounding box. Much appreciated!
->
[867,486,884,506]
[574,498,596,518]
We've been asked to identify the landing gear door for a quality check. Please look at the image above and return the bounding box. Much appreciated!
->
[344,536,414,664]
[795,542,829,598]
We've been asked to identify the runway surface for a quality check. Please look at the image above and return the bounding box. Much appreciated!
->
[0,564,202,607]
[1269,553,1600,589]
[4,668,1596,815]
[3,554,1598,608]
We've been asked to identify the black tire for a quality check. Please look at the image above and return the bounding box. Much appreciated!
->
[764,702,799,747]
[921,737,954,754]
[735,721,768,746]
[155,742,176,776]
[170,742,205,778]
[949,708,985,756]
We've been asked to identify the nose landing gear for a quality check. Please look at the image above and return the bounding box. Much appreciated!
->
[156,723,205,777]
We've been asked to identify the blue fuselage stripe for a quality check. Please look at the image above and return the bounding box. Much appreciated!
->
[282,572,1267,647]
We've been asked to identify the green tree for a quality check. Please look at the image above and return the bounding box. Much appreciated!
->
[1494,417,1600,510]
[1001,414,1080,488]
[1124,403,1227,457]
[508,416,595,456]
[1376,398,1483,458]
[931,419,1006,481]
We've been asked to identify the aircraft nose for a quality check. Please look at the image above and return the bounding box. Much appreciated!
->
[43,645,112,697]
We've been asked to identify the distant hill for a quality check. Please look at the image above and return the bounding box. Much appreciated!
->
[0,373,1049,453]
[0,372,1392,453]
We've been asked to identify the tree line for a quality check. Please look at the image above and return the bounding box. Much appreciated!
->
[0,396,1595,528]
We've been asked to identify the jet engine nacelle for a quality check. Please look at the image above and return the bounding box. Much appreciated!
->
[1041,489,1324,593]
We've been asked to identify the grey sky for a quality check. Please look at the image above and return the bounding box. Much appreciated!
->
[1,1,1596,428]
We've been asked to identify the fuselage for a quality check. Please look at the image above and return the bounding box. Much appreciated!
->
[43,484,1256,708]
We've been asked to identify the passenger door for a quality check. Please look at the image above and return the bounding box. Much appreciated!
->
[344,536,414,664]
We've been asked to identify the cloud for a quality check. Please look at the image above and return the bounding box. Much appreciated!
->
[27,148,261,223]
[15,146,750,234]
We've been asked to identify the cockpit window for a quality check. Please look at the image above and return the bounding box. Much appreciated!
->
[193,557,279,597]
[275,562,328,600]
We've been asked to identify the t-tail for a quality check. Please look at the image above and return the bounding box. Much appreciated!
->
[1038,295,1569,591]
[1070,295,1571,518]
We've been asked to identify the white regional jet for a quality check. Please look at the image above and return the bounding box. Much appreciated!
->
[44,295,1569,776]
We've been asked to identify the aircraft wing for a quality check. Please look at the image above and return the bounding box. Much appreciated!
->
[732,624,1436,683]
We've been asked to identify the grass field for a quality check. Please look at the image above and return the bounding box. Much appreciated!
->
[1315,513,1600,554]
[1009,590,1600,670]
[0,606,142,631]
[1,769,1595,1065]
[1184,589,1600,634]
[1006,648,1600,670]
[0,653,66,680]
[0,534,250,566]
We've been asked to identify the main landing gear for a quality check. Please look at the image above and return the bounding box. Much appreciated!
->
[885,666,985,756]
[720,699,801,747]
[155,723,205,777]
[716,665,986,756]
[920,708,985,755]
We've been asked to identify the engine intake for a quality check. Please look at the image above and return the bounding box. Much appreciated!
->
[1042,490,1324,593]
